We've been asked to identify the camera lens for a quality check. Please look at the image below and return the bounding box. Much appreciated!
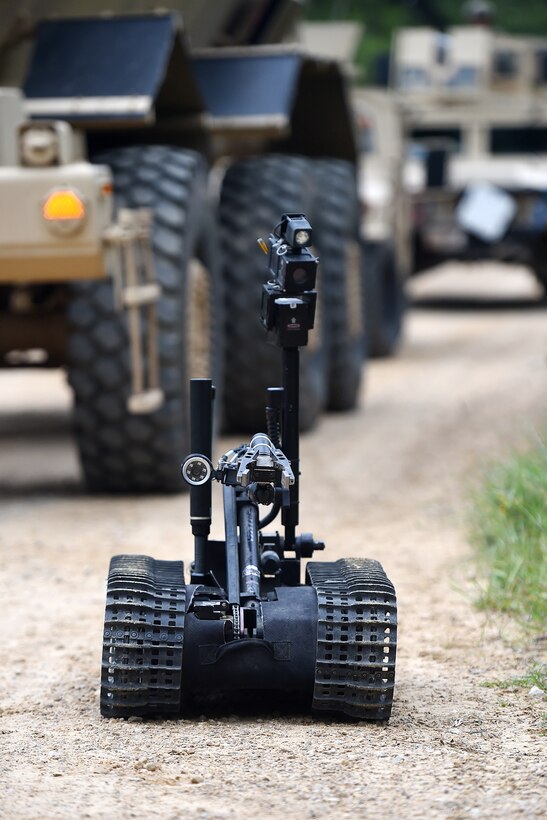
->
[292,267,308,286]
[189,461,206,480]
[181,455,212,486]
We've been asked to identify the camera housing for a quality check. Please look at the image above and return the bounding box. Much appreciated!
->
[267,214,317,294]
[280,214,313,248]
[271,253,317,294]
[261,213,318,347]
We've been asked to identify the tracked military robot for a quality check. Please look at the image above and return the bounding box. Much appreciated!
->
[100,215,397,720]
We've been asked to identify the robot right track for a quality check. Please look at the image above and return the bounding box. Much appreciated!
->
[307,558,397,720]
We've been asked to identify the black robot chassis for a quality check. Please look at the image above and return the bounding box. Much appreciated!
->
[100,214,397,721]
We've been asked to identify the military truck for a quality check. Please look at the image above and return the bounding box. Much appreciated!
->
[392,24,547,294]
[298,20,410,356]
[0,0,364,492]
[353,89,410,356]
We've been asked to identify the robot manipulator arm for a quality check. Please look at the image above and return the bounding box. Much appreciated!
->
[181,433,294,503]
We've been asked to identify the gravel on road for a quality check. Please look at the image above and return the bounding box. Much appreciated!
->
[0,264,545,819]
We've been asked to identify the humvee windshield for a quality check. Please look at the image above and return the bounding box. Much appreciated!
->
[490,126,547,154]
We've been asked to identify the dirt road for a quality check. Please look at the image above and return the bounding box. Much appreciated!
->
[1,264,545,819]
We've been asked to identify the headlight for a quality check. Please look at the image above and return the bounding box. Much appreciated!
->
[280,214,313,248]
[20,124,59,167]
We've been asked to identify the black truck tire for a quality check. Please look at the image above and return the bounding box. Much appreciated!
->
[311,159,365,411]
[531,236,547,295]
[362,240,406,357]
[218,154,327,433]
[534,270,547,296]
[67,146,222,493]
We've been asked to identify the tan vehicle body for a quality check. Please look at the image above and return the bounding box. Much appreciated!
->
[0,91,112,282]
[352,88,410,355]
[353,88,411,277]
[392,26,547,286]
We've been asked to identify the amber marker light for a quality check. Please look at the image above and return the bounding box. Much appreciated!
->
[42,188,87,236]
[43,189,85,221]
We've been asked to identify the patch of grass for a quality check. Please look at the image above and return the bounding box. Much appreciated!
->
[470,436,547,630]
[481,663,547,691]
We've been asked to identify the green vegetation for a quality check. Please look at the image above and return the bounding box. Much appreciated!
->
[470,437,547,630]
[306,0,547,82]
[481,663,547,690]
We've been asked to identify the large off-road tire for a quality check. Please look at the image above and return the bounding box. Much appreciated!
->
[218,154,327,433]
[362,240,406,357]
[67,146,222,493]
[533,271,547,297]
[311,159,365,411]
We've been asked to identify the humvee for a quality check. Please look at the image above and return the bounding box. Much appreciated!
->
[392,24,547,294]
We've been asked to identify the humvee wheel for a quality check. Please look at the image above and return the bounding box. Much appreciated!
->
[218,154,327,433]
[307,558,397,720]
[311,160,365,411]
[67,146,222,492]
[362,240,406,357]
[101,555,186,718]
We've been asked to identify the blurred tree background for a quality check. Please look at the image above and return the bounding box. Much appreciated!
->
[305,0,547,83]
